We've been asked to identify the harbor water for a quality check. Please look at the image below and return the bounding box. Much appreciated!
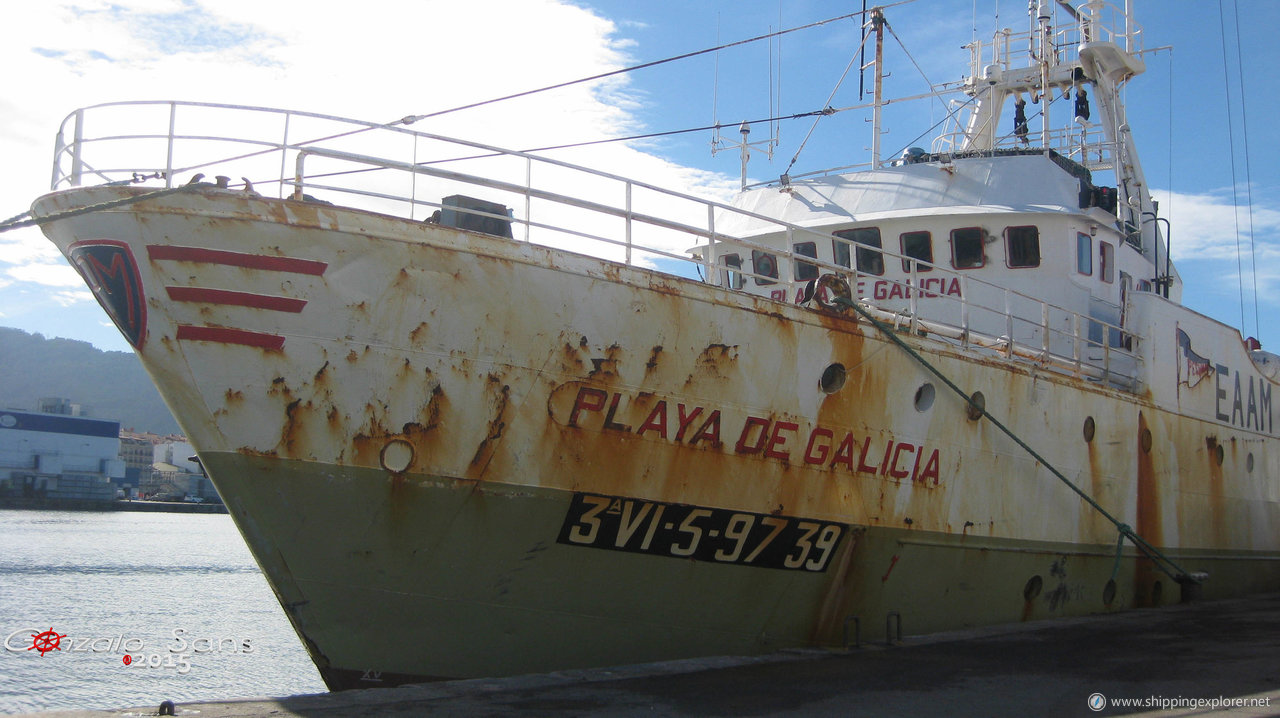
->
[0,510,326,714]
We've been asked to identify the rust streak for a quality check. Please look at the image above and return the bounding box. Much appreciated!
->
[645,345,663,371]
[469,379,511,474]
[1134,411,1160,605]
[410,322,430,345]
[1206,435,1225,547]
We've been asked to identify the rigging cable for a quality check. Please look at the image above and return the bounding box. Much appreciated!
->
[1165,48,1173,295]
[711,13,720,145]
[883,17,937,90]
[1218,0,1248,336]
[86,3,919,192]
[1231,0,1260,340]
[522,110,826,154]
[252,108,836,190]
[782,22,876,178]
[399,1,918,125]
[775,2,784,143]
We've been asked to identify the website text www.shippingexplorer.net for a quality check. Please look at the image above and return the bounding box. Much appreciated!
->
[1087,692,1273,713]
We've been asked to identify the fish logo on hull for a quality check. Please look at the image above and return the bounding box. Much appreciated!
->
[67,240,147,349]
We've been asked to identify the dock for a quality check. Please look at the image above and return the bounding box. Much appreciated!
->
[24,593,1280,717]
[0,497,227,513]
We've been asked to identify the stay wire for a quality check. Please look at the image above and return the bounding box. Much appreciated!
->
[1230,0,1260,340]
[400,1,918,124]
[246,108,835,189]
[1218,1,1247,335]
[883,16,936,90]
[783,22,876,177]
[522,109,828,155]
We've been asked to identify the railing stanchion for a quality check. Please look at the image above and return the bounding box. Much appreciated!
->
[625,183,633,263]
[704,204,716,278]
[525,157,532,243]
[69,109,85,188]
[1073,313,1082,376]
[1004,288,1014,357]
[1041,301,1050,357]
[165,103,176,188]
[278,112,292,200]
[293,151,308,200]
[909,262,919,335]
[410,134,419,220]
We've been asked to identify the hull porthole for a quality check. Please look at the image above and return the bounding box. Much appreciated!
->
[380,439,415,474]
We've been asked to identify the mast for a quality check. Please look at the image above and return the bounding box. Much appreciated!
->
[870,7,885,167]
[1036,0,1053,154]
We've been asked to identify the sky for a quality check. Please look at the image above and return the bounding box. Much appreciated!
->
[0,0,1277,354]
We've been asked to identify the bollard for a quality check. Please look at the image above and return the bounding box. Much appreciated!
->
[886,611,903,645]
[842,615,861,649]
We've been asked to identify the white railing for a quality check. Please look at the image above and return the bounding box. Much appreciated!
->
[961,1,1144,85]
[49,101,1143,389]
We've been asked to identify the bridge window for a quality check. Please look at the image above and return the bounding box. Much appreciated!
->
[793,241,819,281]
[1005,226,1040,268]
[1077,233,1092,275]
[752,249,778,286]
[1099,241,1114,283]
[834,228,884,276]
[950,227,985,269]
[900,231,933,272]
[833,235,851,268]
[719,253,744,290]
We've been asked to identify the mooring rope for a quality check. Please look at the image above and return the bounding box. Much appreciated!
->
[830,293,1200,586]
[0,182,210,235]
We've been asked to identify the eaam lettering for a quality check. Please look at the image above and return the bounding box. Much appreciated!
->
[1215,364,1272,433]
[568,386,942,486]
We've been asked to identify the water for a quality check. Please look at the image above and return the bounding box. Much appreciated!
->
[0,510,326,714]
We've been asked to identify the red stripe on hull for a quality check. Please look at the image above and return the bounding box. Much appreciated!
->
[148,245,327,275]
[175,325,286,350]
[166,286,307,312]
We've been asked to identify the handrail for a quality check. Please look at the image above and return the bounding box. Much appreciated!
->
[49,100,1144,389]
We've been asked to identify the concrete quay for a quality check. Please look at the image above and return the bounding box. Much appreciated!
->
[25,593,1280,717]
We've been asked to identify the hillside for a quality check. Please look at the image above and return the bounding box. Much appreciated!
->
[0,327,181,434]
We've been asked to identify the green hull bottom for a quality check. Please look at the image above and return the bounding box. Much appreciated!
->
[203,452,1280,689]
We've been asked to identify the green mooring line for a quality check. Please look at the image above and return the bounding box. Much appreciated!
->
[831,294,1199,586]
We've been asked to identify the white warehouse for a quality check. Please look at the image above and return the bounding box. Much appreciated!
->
[0,408,125,503]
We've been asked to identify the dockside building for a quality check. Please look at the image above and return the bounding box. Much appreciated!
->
[0,407,124,503]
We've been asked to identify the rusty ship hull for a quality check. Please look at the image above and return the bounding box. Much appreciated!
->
[33,181,1280,688]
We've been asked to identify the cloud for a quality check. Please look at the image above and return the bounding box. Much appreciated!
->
[4,263,87,288]
[1,0,749,338]
[1153,188,1280,262]
[50,289,95,307]
[0,236,63,265]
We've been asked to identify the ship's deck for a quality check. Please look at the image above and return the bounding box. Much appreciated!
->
[27,592,1280,717]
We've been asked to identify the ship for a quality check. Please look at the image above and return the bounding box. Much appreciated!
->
[25,0,1280,690]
